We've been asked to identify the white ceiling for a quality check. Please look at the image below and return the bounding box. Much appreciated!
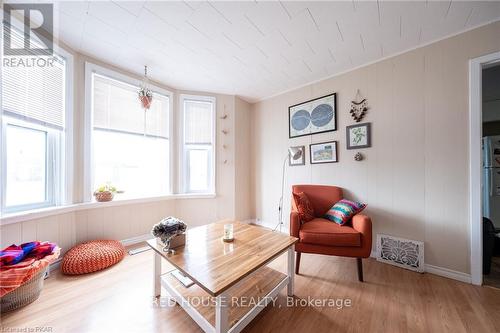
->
[46,1,500,102]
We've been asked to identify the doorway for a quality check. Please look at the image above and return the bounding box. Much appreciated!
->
[469,51,500,286]
[481,64,500,288]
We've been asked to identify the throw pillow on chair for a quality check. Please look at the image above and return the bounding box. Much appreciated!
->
[292,192,315,223]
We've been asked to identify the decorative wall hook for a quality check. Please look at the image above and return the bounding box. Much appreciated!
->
[222,129,228,135]
[350,89,368,122]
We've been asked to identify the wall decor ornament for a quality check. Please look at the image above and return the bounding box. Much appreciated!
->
[354,152,364,161]
[289,93,337,138]
[310,141,338,164]
[346,122,371,149]
[350,89,368,122]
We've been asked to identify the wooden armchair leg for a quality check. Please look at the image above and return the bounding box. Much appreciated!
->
[357,258,364,282]
[295,252,301,275]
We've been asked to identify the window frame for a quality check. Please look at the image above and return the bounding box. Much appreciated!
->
[84,62,174,201]
[0,39,73,214]
[179,94,216,195]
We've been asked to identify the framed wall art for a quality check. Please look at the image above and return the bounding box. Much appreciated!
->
[289,146,306,166]
[289,93,337,138]
[310,141,338,164]
[346,122,371,149]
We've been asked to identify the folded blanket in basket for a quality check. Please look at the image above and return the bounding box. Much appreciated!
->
[0,241,56,267]
[0,247,60,297]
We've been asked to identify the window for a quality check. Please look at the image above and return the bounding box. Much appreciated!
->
[180,95,216,194]
[1,26,70,214]
[87,65,172,199]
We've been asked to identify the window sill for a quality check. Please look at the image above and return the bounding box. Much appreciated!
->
[0,193,217,225]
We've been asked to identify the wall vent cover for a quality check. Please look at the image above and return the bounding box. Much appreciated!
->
[376,234,424,273]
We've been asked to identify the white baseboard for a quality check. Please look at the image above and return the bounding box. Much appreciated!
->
[121,234,151,246]
[49,234,151,273]
[241,219,257,225]
[370,249,471,284]
[424,264,472,284]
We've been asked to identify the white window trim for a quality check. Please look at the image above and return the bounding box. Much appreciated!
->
[178,94,217,195]
[56,44,74,206]
[83,62,174,202]
[0,41,73,213]
[0,193,217,226]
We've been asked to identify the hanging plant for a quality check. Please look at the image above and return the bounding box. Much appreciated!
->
[138,88,153,110]
[138,65,153,110]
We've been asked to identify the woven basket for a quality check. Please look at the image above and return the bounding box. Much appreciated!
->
[94,191,114,202]
[1,267,48,313]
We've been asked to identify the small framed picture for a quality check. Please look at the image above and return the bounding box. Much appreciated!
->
[346,122,371,149]
[289,146,305,166]
[310,141,338,164]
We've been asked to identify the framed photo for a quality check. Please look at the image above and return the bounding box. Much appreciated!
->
[310,141,338,164]
[289,146,305,166]
[289,93,337,138]
[346,122,371,149]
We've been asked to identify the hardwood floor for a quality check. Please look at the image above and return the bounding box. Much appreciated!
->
[2,244,499,333]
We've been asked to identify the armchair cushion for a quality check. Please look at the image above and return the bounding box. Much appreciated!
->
[324,199,366,225]
[299,218,361,247]
[293,192,315,223]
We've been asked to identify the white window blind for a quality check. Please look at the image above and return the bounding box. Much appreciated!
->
[181,95,215,193]
[184,100,213,144]
[2,27,66,130]
[93,74,169,138]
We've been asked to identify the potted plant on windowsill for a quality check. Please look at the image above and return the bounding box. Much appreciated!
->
[93,184,119,202]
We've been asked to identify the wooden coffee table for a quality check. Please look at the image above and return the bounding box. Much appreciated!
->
[147,221,298,333]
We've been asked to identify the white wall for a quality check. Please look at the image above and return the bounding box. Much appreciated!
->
[250,21,500,275]
[235,97,252,221]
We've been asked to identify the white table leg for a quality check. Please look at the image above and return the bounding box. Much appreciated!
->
[215,292,229,333]
[287,246,295,297]
[153,251,161,298]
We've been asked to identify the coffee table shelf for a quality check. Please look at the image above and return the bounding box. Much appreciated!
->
[161,266,287,332]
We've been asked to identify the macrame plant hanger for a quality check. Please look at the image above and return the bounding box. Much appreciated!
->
[138,65,153,135]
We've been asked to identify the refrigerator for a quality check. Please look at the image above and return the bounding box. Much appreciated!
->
[483,135,500,229]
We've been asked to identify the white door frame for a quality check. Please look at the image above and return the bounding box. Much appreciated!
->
[469,51,500,286]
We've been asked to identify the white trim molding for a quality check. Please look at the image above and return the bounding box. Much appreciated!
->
[425,264,472,284]
[468,51,500,286]
[0,193,216,225]
[370,249,471,284]
[121,234,152,247]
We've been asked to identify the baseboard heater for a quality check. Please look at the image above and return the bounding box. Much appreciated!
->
[376,234,424,273]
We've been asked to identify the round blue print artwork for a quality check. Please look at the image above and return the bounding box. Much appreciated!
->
[291,109,311,131]
[311,104,333,127]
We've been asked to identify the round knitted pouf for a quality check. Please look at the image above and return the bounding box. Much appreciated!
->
[61,240,125,275]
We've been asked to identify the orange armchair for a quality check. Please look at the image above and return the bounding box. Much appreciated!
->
[291,185,372,281]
